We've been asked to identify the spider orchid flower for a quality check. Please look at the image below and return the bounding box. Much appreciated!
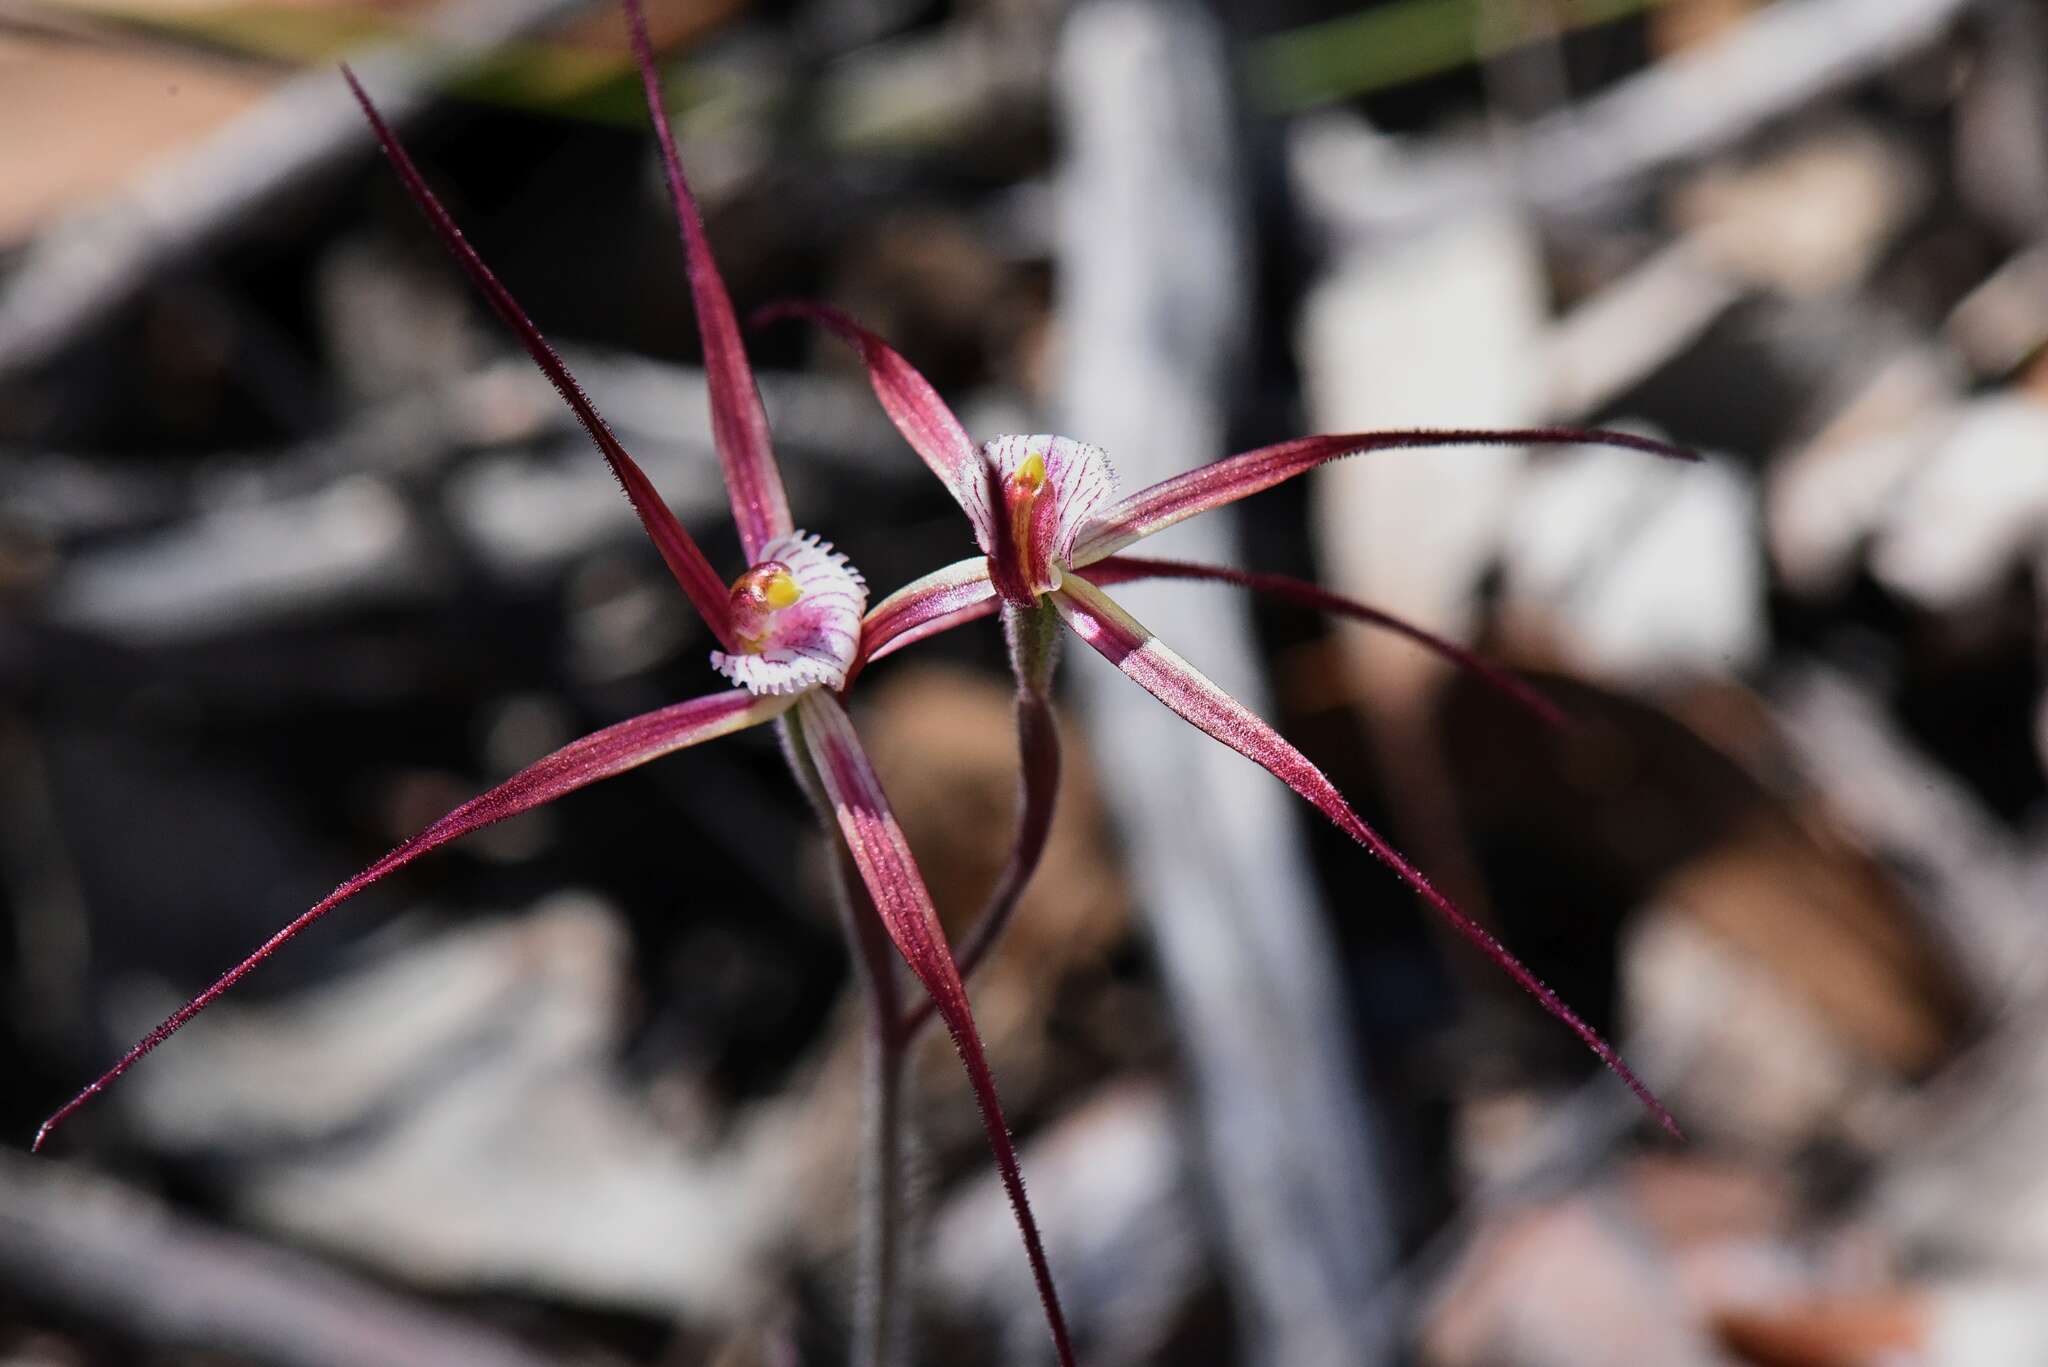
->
[770,302,1693,1136]
[38,12,1080,1363]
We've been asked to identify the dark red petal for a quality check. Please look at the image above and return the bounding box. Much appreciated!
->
[794,693,1076,1367]
[1073,427,1698,565]
[340,65,735,649]
[849,558,999,684]
[1052,577,1680,1139]
[1083,556,1565,728]
[34,689,791,1152]
[978,444,1035,604]
[754,300,979,511]
[621,1,793,559]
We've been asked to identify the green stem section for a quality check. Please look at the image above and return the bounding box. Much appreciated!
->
[902,596,1062,1037]
[844,866,909,1367]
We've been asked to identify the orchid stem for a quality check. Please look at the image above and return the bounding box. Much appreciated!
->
[838,848,910,1367]
[855,993,909,1367]
[786,716,912,1366]
[901,597,1062,1039]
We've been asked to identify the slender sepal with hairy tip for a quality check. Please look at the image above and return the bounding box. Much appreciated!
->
[756,300,980,510]
[903,597,1063,1036]
[849,557,999,683]
[1071,427,1698,565]
[620,0,792,558]
[1052,576,1679,1138]
[35,688,795,1151]
[1083,557,1565,729]
[793,692,1076,1367]
[341,65,734,648]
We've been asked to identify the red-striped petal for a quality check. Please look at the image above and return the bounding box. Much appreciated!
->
[793,692,1075,1367]
[1052,575,1679,1138]
[754,300,980,513]
[35,688,794,1152]
[341,65,735,650]
[1071,427,1698,566]
[850,558,999,682]
[1081,556,1565,728]
[622,0,793,559]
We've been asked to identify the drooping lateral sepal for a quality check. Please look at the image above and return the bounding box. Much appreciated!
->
[1050,574,1679,1138]
[792,692,1078,1366]
[34,687,795,1151]
[1080,556,1564,728]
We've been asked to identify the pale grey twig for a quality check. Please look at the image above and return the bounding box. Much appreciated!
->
[1297,0,1985,240]
[18,356,911,641]
[1054,4,1398,1365]
[1516,0,1981,211]
[0,1151,566,1367]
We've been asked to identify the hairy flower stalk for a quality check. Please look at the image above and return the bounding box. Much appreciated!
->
[37,9,1082,1365]
[900,595,1062,1039]
[781,302,1696,1137]
[806,787,912,1367]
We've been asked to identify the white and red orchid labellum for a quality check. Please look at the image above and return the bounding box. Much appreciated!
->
[711,532,868,695]
[965,435,1118,601]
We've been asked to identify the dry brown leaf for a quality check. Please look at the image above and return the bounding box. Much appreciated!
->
[0,33,272,245]
[1650,0,1761,56]
[1715,1296,1927,1367]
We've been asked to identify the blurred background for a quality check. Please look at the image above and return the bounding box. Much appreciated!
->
[4,0,2047,1363]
